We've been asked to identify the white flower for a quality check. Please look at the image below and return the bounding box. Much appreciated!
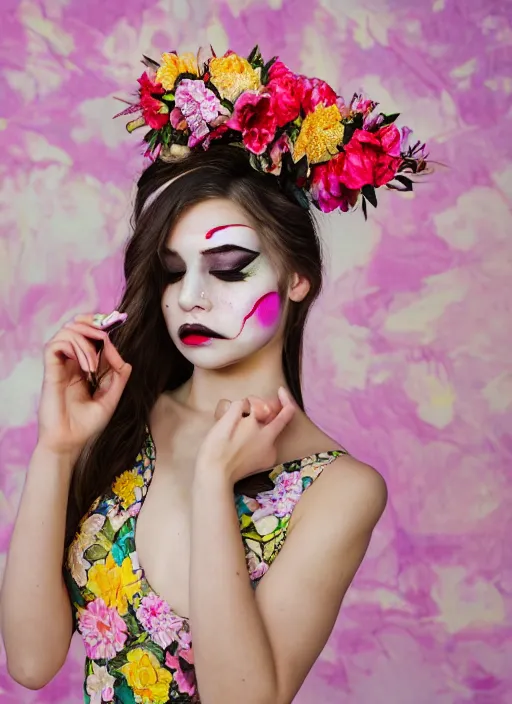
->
[86,662,116,703]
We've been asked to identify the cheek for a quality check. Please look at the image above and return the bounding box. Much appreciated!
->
[248,291,281,329]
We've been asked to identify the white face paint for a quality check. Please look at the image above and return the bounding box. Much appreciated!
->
[161,198,284,369]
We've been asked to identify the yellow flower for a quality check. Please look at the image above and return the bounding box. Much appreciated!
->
[209,54,260,103]
[119,648,172,704]
[112,469,144,509]
[156,52,198,91]
[293,104,345,164]
[86,553,140,615]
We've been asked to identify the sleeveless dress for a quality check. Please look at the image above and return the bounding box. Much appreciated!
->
[64,431,345,704]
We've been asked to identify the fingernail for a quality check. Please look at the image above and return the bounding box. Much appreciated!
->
[93,310,128,329]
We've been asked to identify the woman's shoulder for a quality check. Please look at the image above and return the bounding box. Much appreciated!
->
[285,418,387,529]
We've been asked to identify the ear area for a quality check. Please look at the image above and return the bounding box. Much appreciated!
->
[288,272,310,302]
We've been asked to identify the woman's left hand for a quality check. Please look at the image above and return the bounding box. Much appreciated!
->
[196,387,296,485]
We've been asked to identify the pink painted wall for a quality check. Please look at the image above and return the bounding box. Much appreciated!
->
[1,0,511,702]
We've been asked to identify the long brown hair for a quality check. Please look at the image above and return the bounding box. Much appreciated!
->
[65,146,323,546]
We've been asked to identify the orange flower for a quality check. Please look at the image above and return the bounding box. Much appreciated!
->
[156,52,198,91]
[209,53,260,103]
[293,104,344,164]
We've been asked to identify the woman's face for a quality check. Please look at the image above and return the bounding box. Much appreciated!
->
[161,198,284,369]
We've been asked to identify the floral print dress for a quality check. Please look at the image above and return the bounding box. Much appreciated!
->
[64,431,344,704]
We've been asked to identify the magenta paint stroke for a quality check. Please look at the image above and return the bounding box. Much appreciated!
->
[235,291,280,337]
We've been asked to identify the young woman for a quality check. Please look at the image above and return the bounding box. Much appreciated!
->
[1,47,426,704]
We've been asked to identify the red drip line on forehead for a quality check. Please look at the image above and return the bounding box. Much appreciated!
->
[205,224,252,240]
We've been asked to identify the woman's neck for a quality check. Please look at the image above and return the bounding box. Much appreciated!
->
[173,339,289,413]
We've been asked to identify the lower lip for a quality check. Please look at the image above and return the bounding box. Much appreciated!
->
[181,335,213,346]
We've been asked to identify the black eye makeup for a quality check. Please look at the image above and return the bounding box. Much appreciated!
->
[161,244,260,284]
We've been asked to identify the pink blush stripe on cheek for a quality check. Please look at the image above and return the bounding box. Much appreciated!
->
[236,291,281,337]
[204,224,252,240]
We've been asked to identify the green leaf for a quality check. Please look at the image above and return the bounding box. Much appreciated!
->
[362,184,378,208]
[293,154,309,181]
[261,55,278,85]
[220,98,234,113]
[162,92,175,102]
[115,681,137,704]
[84,544,108,562]
[126,117,145,133]
[388,174,413,191]
[247,45,264,68]
[124,611,140,636]
[140,639,165,664]
[342,121,356,145]
[380,112,400,126]
[108,654,127,672]
[361,197,368,220]
[64,571,85,608]
[102,519,115,543]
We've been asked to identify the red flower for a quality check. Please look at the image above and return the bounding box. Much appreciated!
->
[138,72,168,130]
[310,156,360,213]
[266,60,302,127]
[202,122,230,149]
[299,76,337,115]
[226,92,278,155]
[338,124,402,190]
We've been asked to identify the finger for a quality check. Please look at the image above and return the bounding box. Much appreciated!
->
[214,399,232,421]
[60,329,98,373]
[45,334,92,375]
[94,339,131,406]
[264,387,296,439]
[95,362,132,412]
[64,322,108,343]
[247,395,282,424]
[98,335,128,374]
[215,399,246,435]
[241,397,251,417]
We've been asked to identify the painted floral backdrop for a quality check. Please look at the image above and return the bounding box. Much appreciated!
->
[1,0,511,702]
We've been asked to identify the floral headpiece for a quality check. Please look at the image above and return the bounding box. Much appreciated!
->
[116,46,428,217]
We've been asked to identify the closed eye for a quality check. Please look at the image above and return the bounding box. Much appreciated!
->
[210,270,250,282]
[164,270,185,284]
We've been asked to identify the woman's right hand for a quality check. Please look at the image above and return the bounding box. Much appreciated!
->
[38,314,132,458]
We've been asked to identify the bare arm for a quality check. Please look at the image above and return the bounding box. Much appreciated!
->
[190,451,387,704]
[0,446,75,689]
[1,314,131,689]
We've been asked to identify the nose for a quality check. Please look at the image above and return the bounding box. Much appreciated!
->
[178,274,211,312]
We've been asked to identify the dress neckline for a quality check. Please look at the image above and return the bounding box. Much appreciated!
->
[128,428,344,621]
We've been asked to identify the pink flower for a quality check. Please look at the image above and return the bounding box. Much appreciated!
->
[350,93,377,116]
[253,470,303,521]
[174,79,226,148]
[299,76,337,115]
[400,125,414,152]
[227,91,278,155]
[165,651,197,696]
[340,124,402,189]
[136,593,186,649]
[266,60,302,127]
[311,156,360,213]
[138,72,168,130]
[78,598,127,660]
[247,553,269,581]
[268,133,291,175]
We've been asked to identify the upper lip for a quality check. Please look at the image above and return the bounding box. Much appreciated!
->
[178,323,226,340]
